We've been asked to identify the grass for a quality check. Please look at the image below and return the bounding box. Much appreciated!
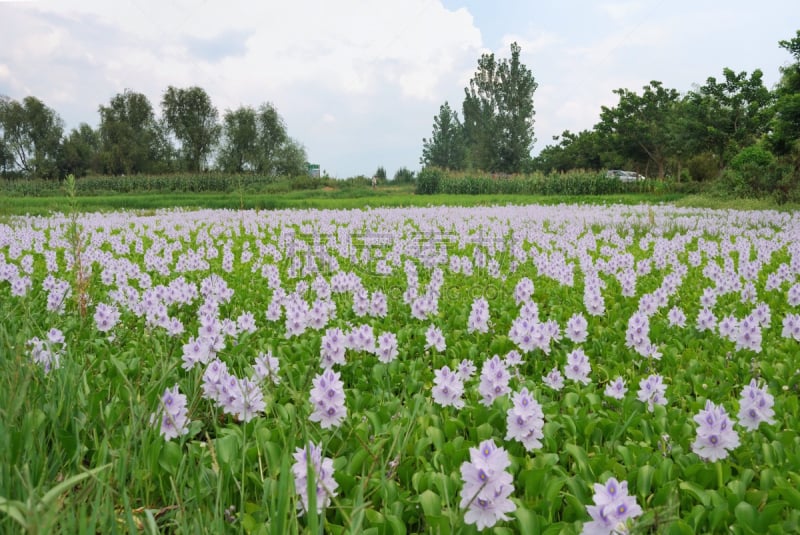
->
[0,188,689,217]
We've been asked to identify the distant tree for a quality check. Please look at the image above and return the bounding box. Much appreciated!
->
[393,166,415,183]
[462,42,537,173]
[98,90,160,175]
[769,30,800,155]
[374,166,387,180]
[685,68,774,167]
[597,81,680,178]
[253,103,288,174]
[218,106,259,173]
[421,101,465,169]
[0,95,63,178]
[58,123,100,177]
[161,86,221,172]
[532,129,603,173]
[218,102,306,176]
[273,138,307,176]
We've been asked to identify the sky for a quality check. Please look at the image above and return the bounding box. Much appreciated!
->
[1,0,798,178]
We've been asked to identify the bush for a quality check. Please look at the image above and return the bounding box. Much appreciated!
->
[393,167,415,184]
[415,167,443,194]
[687,152,719,182]
[720,145,778,198]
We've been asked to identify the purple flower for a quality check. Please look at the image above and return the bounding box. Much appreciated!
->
[468,297,491,334]
[564,348,592,385]
[320,327,347,368]
[543,367,565,391]
[253,351,281,385]
[425,324,446,352]
[692,399,740,461]
[309,369,347,429]
[582,477,642,535]
[566,313,588,343]
[737,379,775,431]
[460,439,516,530]
[478,355,511,406]
[432,366,465,409]
[376,331,399,363]
[152,384,191,440]
[637,374,667,412]
[505,388,545,451]
[94,303,120,333]
[292,441,338,515]
[667,306,686,328]
[604,377,627,400]
[231,377,266,422]
[457,359,476,381]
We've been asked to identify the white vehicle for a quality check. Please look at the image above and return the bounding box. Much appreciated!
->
[606,169,646,182]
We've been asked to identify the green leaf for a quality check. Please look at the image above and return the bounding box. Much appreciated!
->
[158,441,182,475]
[636,464,655,500]
[515,505,539,534]
[734,501,756,532]
[679,481,710,507]
[419,490,441,517]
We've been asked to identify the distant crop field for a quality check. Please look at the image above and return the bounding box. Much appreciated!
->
[1,203,799,533]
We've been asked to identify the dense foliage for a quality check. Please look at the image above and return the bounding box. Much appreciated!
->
[421,30,800,199]
[2,203,800,533]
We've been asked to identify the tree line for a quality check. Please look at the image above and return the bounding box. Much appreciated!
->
[0,86,307,179]
[421,31,800,191]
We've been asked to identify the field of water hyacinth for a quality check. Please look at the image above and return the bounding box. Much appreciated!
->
[2,203,800,534]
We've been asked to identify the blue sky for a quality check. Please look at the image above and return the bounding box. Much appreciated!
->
[1,0,798,178]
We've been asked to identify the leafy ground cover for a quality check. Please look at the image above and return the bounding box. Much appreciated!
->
[1,203,800,533]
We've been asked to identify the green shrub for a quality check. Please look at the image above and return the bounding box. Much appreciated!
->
[687,152,720,182]
[393,167,415,184]
[416,167,443,194]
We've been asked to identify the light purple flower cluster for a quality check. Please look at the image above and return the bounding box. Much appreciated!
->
[425,324,446,352]
[432,365,465,409]
[309,369,347,429]
[27,328,66,374]
[292,441,338,515]
[152,384,191,440]
[459,439,516,530]
[505,388,545,451]
[565,312,588,343]
[468,297,491,334]
[200,359,266,422]
[94,302,121,333]
[253,351,281,385]
[637,374,667,412]
[604,377,627,400]
[692,399,740,461]
[543,367,565,391]
[737,379,775,431]
[478,355,511,406]
[564,348,592,385]
[376,331,399,363]
[582,477,642,535]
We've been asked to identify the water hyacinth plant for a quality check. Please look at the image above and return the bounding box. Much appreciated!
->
[1,203,799,532]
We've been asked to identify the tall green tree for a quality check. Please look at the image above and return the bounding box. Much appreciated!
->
[58,123,100,177]
[421,101,465,169]
[685,68,774,166]
[532,130,603,173]
[253,103,289,174]
[161,86,220,172]
[769,30,800,155]
[218,106,258,173]
[0,95,63,178]
[98,90,160,175]
[218,102,306,175]
[597,81,680,178]
[462,42,537,173]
